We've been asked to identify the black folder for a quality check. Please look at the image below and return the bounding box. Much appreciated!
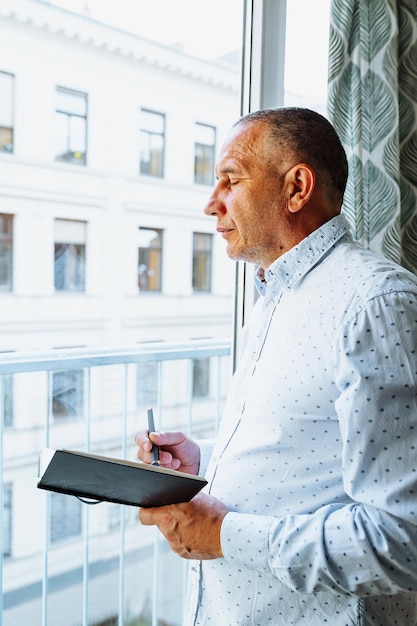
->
[37,448,207,508]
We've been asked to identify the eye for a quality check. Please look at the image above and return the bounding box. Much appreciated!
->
[229,179,239,186]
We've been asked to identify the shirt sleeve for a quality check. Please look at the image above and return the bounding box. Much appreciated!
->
[196,438,215,477]
[221,289,417,597]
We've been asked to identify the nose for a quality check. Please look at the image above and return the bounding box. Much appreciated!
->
[203,183,226,216]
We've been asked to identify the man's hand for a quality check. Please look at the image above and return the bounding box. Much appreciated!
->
[134,429,200,475]
[139,493,229,560]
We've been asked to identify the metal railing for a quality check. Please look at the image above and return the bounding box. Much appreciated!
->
[0,338,231,626]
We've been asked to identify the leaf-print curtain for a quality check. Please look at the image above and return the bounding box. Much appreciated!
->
[327,0,417,274]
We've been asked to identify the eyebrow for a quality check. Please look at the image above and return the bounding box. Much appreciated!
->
[216,163,242,177]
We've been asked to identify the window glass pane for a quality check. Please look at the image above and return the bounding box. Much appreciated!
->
[50,492,82,543]
[55,110,69,160]
[0,72,13,125]
[192,358,210,398]
[3,373,13,427]
[194,123,215,185]
[195,143,215,185]
[55,87,87,164]
[0,214,13,291]
[0,127,13,153]
[2,484,12,557]
[52,369,84,418]
[69,115,86,157]
[54,219,86,291]
[0,72,14,152]
[3,0,243,623]
[193,232,212,292]
[138,227,162,291]
[284,0,331,113]
[140,110,165,177]
[54,243,86,291]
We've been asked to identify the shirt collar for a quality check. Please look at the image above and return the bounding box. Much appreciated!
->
[255,214,352,296]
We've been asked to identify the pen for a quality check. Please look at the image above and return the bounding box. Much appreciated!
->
[147,407,160,466]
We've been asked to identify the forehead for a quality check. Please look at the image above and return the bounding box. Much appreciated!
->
[216,121,267,172]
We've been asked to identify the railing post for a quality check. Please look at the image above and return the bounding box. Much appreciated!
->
[82,366,92,626]
[0,375,3,624]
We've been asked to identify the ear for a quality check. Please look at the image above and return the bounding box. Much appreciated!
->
[285,163,315,213]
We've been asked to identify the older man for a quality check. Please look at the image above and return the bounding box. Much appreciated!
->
[136,108,417,625]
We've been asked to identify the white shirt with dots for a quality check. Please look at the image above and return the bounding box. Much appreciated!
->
[185,215,417,626]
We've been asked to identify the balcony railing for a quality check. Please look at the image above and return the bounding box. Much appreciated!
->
[0,338,231,626]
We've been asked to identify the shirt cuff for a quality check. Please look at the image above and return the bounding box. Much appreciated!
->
[220,511,274,571]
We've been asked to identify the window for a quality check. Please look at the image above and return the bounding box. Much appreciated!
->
[136,361,158,408]
[50,492,82,543]
[55,87,87,165]
[2,484,12,557]
[192,233,212,292]
[138,227,163,292]
[52,369,84,419]
[0,214,13,291]
[284,0,330,113]
[0,72,14,153]
[54,219,86,292]
[140,109,165,177]
[2,373,13,427]
[192,358,210,398]
[194,123,215,185]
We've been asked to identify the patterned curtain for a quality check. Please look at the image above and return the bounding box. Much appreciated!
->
[327,0,417,274]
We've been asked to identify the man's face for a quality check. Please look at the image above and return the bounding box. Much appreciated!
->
[204,120,294,270]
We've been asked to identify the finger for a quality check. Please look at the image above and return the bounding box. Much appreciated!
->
[149,430,187,447]
[139,507,155,526]
[134,429,151,447]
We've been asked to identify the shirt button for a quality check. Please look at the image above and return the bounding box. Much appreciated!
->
[269,300,275,308]
[251,351,258,360]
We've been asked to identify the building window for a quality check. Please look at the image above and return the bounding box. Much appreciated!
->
[136,361,158,408]
[50,492,82,543]
[194,123,215,185]
[52,369,84,419]
[54,219,86,292]
[192,232,212,292]
[140,109,165,177]
[2,373,13,427]
[55,87,87,165]
[0,72,14,153]
[192,358,210,398]
[0,214,13,292]
[138,227,163,292]
[3,484,12,557]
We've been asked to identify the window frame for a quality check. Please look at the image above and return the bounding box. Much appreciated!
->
[54,218,87,293]
[55,86,88,165]
[192,232,213,293]
[0,213,13,292]
[138,227,163,293]
[2,373,13,427]
[139,108,165,178]
[0,71,14,154]
[194,122,216,186]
